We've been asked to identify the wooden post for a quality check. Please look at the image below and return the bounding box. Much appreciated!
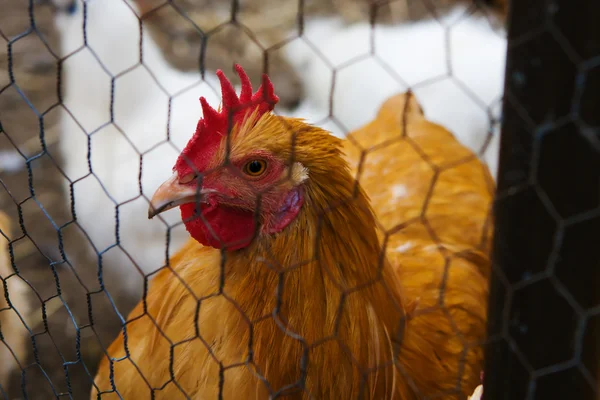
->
[483,0,600,398]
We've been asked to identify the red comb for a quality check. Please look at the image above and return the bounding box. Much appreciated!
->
[174,64,279,175]
[198,64,279,131]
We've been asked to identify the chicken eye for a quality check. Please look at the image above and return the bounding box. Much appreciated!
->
[243,160,267,177]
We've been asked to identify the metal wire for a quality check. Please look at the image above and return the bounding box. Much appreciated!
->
[483,0,600,398]
[1,0,590,399]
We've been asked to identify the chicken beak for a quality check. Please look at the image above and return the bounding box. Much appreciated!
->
[148,172,204,219]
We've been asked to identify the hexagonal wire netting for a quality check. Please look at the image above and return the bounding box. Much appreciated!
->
[484,0,600,399]
[0,0,597,399]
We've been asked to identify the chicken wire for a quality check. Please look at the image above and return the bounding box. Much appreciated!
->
[483,0,600,399]
[0,0,593,399]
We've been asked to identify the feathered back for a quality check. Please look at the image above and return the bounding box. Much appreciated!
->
[343,92,493,397]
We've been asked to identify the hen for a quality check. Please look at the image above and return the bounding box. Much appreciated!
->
[91,65,493,399]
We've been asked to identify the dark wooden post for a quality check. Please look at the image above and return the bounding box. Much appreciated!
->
[483,0,600,398]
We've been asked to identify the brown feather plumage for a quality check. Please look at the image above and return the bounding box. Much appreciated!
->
[91,92,493,399]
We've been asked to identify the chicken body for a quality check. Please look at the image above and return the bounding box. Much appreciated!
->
[91,91,493,399]
[343,93,493,397]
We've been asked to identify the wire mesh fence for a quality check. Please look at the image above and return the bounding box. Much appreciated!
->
[484,0,600,399]
[0,0,594,399]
